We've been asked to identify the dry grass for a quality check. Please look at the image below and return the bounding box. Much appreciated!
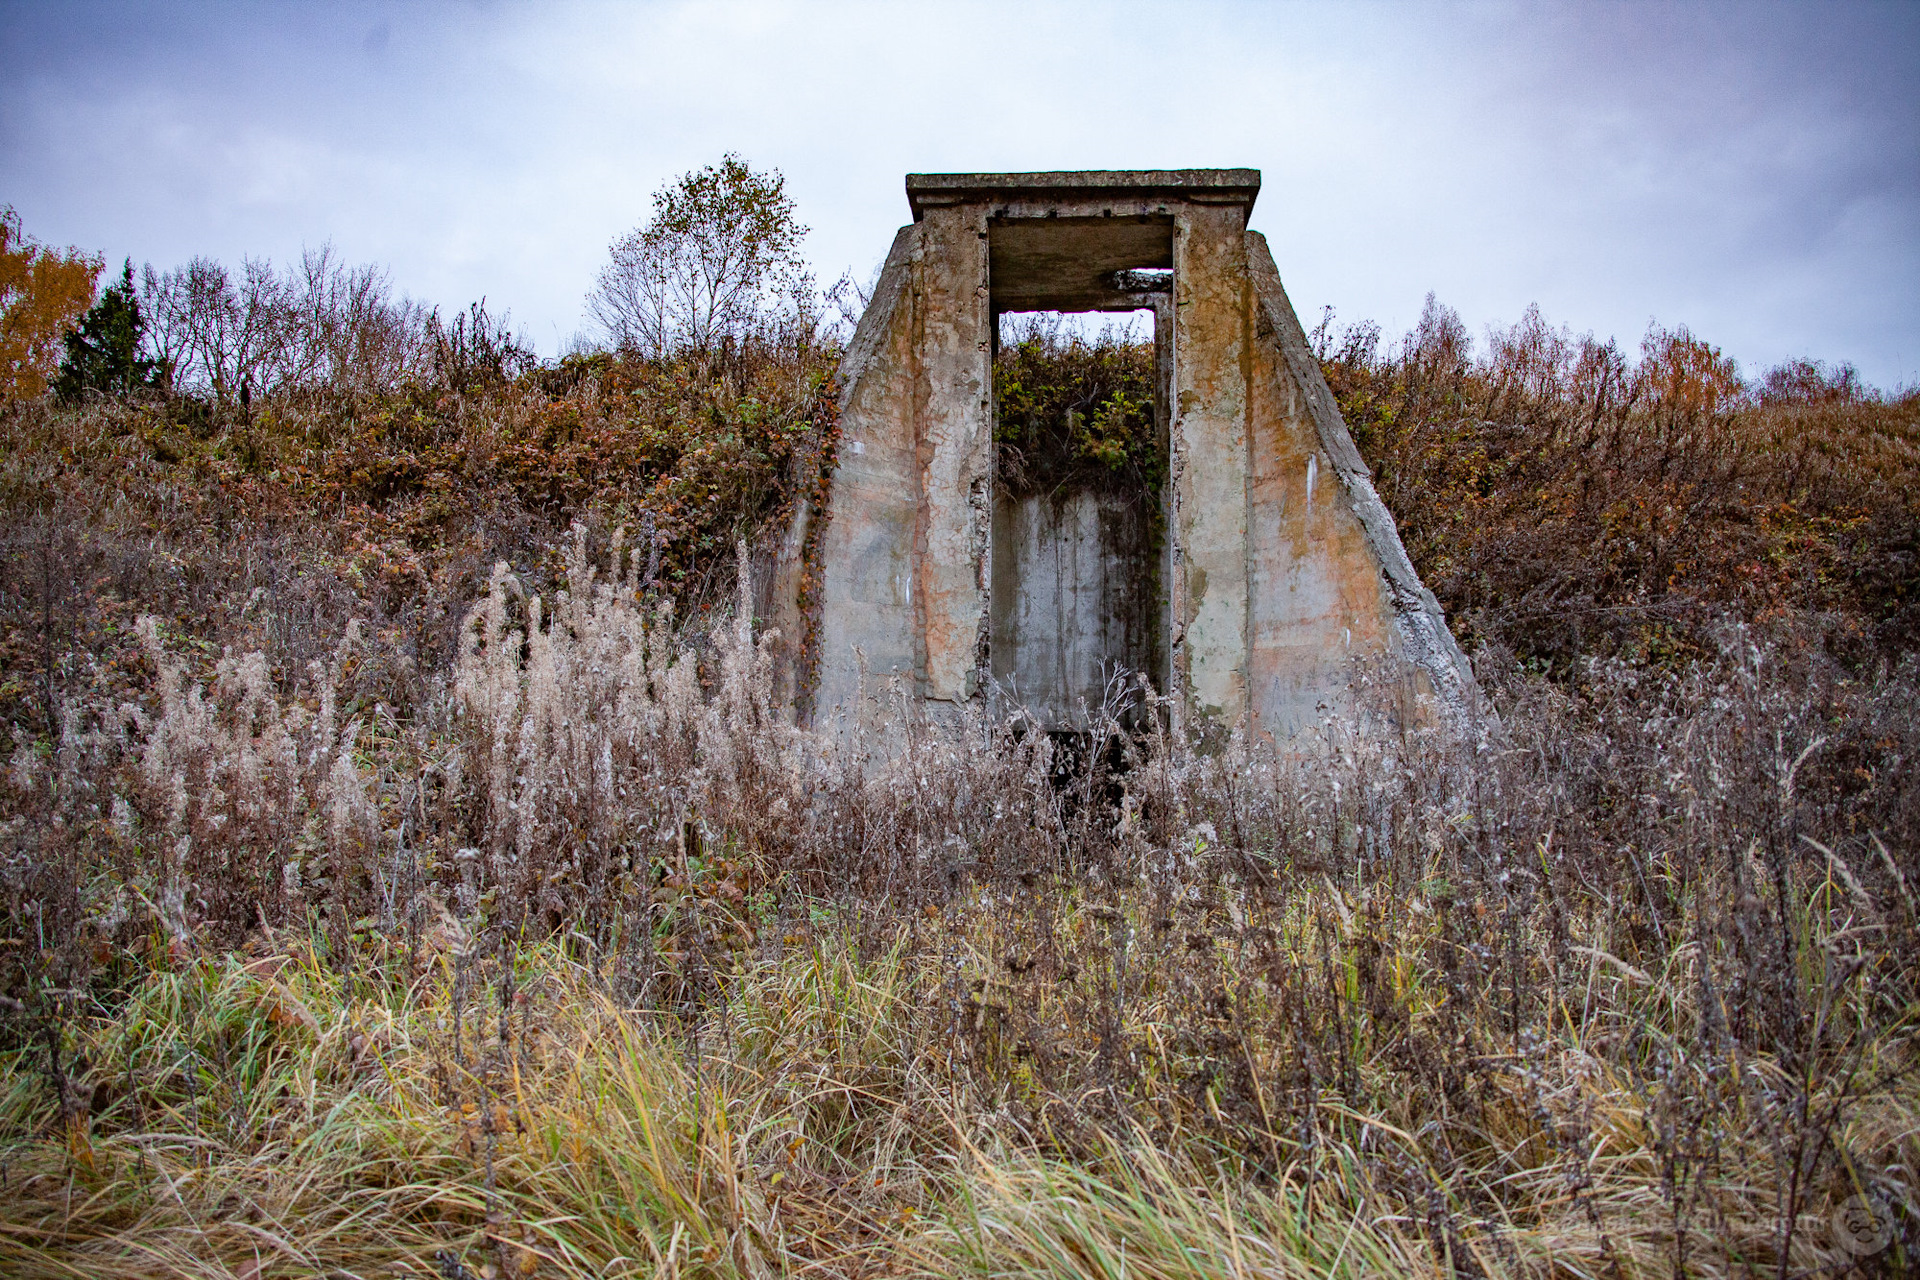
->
[2,305,1917,1276]
[2,551,1916,1274]
[2,855,1913,1277]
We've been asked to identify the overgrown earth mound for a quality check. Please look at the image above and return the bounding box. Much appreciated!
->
[2,206,1917,1274]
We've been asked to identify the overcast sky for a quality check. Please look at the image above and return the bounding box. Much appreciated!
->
[3,0,1916,388]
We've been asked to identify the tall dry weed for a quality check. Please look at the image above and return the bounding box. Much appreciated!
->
[2,297,1916,1272]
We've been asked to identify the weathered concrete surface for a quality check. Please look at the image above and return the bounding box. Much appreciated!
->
[1170,203,1253,730]
[988,218,1173,312]
[801,171,1473,750]
[1243,247,1399,738]
[991,489,1160,728]
[1243,233,1476,730]
[811,226,922,732]
[911,203,993,706]
[808,208,994,734]
[908,169,1262,214]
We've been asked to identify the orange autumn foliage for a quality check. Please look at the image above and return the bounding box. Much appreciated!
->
[0,205,102,402]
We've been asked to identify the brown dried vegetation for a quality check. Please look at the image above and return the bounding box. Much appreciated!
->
[0,298,1916,1277]
[1321,297,1919,669]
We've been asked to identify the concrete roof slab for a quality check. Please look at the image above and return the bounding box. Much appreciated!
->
[907,169,1260,221]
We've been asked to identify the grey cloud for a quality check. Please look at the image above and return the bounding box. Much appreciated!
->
[1,0,1914,385]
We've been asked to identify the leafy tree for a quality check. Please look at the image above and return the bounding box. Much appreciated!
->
[55,260,164,400]
[0,205,102,402]
[587,155,811,357]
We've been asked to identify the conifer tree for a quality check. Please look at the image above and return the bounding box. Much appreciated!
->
[56,259,163,400]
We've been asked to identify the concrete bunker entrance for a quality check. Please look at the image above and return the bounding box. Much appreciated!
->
[986,216,1174,730]
[807,171,1473,750]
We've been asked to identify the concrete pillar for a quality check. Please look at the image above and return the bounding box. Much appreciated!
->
[1170,204,1253,731]
[910,204,994,706]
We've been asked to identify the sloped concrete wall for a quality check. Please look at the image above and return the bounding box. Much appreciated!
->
[808,207,995,737]
[1243,244,1401,737]
[1243,232,1475,733]
[808,226,923,731]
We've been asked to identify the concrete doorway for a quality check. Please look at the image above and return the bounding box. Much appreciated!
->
[985,215,1176,729]
[989,308,1166,730]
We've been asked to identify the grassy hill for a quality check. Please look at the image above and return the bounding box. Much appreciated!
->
[1,306,1916,1277]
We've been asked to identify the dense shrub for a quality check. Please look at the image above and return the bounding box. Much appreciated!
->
[0,327,838,742]
[1319,298,1920,670]
[994,314,1159,498]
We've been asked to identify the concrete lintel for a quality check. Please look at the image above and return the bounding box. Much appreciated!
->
[908,170,1261,222]
[988,216,1173,315]
[994,289,1166,314]
[981,200,1189,223]
[991,271,1170,316]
